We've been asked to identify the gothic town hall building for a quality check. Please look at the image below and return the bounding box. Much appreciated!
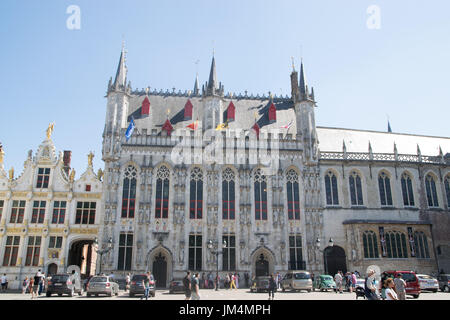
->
[1,47,449,289]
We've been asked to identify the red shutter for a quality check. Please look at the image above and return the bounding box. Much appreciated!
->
[184,99,193,120]
[227,101,235,122]
[162,119,174,136]
[252,123,260,139]
[141,97,150,115]
[268,103,276,123]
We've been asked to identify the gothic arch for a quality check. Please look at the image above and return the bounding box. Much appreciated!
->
[146,245,174,288]
[250,245,276,277]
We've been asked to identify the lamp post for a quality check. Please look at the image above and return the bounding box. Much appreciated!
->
[315,237,334,275]
[94,237,113,275]
[207,239,227,291]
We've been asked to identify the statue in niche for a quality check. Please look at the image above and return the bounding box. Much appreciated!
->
[179,242,185,265]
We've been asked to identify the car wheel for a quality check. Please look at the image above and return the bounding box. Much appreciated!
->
[108,291,113,297]
[87,293,91,297]
[78,290,83,296]
[281,286,285,292]
[432,289,437,293]
[130,293,134,297]
[445,286,450,293]
[412,294,419,299]
[68,288,74,297]
[58,293,62,297]
[95,294,99,297]
[46,292,51,297]
[307,289,311,293]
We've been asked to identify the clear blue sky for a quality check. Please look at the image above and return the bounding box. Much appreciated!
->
[0,0,449,176]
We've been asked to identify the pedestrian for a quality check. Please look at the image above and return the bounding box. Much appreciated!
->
[393,273,407,300]
[274,272,278,290]
[22,277,29,294]
[109,272,114,280]
[125,273,131,292]
[191,273,200,300]
[235,273,239,289]
[183,271,191,300]
[334,271,343,293]
[230,273,237,289]
[364,269,379,300]
[244,272,249,288]
[215,273,220,290]
[268,274,276,300]
[225,274,230,289]
[1,274,7,292]
[29,277,35,299]
[208,272,213,289]
[351,272,357,294]
[201,272,206,289]
[277,272,282,290]
[38,273,45,295]
[385,278,398,300]
[140,272,151,300]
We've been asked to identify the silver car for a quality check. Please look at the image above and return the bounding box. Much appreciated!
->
[281,271,313,292]
[417,274,439,293]
[86,276,119,297]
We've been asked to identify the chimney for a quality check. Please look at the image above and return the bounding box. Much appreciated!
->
[63,150,71,176]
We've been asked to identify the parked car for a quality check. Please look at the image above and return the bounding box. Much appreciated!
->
[129,274,156,297]
[114,277,127,290]
[437,274,450,292]
[46,273,83,297]
[169,278,185,294]
[313,275,336,292]
[250,276,271,293]
[383,270,420,299]
[86,276,119,297]
[416,274,439,292]
[280,271,312,292]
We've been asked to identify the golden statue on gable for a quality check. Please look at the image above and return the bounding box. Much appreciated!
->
[69,168,76,182]
[46,123,55,139]
[88,152,94,167]
[9,167,14,180]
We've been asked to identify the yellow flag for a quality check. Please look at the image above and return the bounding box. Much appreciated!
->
[215,122,228,130]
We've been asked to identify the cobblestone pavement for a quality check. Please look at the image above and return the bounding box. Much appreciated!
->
[0,289,448,300]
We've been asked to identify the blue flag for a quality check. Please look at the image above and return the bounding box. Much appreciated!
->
[125,117,135,141]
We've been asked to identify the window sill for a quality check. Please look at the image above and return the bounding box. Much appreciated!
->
[427,207,443,212]
[380,206,396,210]
[350,206,367,210]
[325,205,342,209]
[403,207,419,211]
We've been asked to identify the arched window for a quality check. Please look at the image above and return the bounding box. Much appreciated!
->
[385,231,408,258]
[362,231,379,258]
[425,174,439,207]
[378,171,393,206]
[155,166,170,219]
[121,166,137,218]
[444,174,450,207]
[254,169,268,220]
[286,170,300,220]
[401,172,415,207]
[325,171,339,205]
[189,167,203,219]
[222,168,235,220]
[414,231,430,259]
[349,171,363,206]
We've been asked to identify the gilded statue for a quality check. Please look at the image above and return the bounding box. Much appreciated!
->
[69,169,76,182]
[46,123,55,139]
[0,145,4,165]
[97,168,104,181]
[9,167,14,180]
[88,152,94,166]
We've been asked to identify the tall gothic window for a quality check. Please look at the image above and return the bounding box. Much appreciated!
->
[222,168,235,220]
[155,166,170,219]
[414,231,430,259]
[378,171,393,206]
[36,168,50,188]
[2,236,20,266]
[188,234,202,271]
[289,235,304,270]
[25,236,41,266]
[52,201,66,224]
[325,171,339,205]
[189,167,203,219]
[118,233,133,270]
[425,174,439,207]
[122,166,137,218]
[9,200,26,224]
[362,231,379,259]
[444,174,450,207]
[385,231,408,258]
[222,234,236,271]
[254,169,268,220]
[286,170,300,220]
[401,172,415,207]
[349,171,364,206]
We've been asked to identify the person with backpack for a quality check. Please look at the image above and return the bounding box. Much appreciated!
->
[22,277,29,294]
[183,271,191,300]
[268,274,277,300]
[364,269,379,300]
[191,273,200,300]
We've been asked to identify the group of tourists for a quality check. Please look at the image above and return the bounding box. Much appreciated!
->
[183,271,201,300]
[364,269,407,300]
[21,269,48,299]
[334,271,358,293]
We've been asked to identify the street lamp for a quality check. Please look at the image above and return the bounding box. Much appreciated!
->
[315,238,334,275]
[94,237,113,275]
[207,239,227,291]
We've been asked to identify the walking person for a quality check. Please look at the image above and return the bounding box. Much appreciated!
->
[140,272,151,300]
[393,273,407,300]
[350,272,357,294]
[22,277,29,294]
[225,274,230,289]
[29,277,36,299]
[1,274,7,292]
[38,273,45,295]
[235,273,239,289]
[364,269,379,300]
[268,274,277,300]
[334,271,343,293]
[385,278,398,300]
[230,273,237,289]
[244,272,249,288]
[183,271,192,300]
[191,273,200,300]
[125,273,131,292]
[208,272,213,289]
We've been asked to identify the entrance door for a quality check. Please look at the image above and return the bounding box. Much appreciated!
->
[152,252,167,288]
[324,246,347,276]
[68,240,95,277]
[47,263,58,276]
[255,254,269,277]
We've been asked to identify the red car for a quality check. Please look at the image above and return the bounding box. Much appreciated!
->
[383,270,420,299]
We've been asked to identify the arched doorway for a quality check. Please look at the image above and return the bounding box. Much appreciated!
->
[255,254,269,277]
[68,240,96,278]
[324,246,347,276]
[152,252,167,289]
[47,263,58,276]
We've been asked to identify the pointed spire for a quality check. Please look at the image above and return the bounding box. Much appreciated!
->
[368,141,373,160]
[394,142,398,161]
[113,43,127,89]
[299,60,307,100]
[388,121,392,133]
[311,87,315,101]
[207,55,217,92]
[193,73,199,95]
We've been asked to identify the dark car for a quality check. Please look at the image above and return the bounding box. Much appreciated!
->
[46,274,83,297]
[169,279,185,294]
[384,270,420,299]
[438,274,450,292]
[129,274,156,297]
[250,276,272,293]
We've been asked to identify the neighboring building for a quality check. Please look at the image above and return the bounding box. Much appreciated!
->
[0,131,102,289]
[99,47,449,288]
